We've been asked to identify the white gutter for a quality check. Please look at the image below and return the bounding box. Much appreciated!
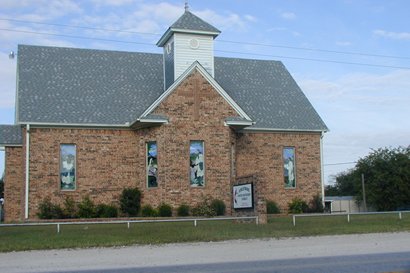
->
[243,127,327,133]
[320,131,325,207]
[25,124,30,219]
[17,121,130,128]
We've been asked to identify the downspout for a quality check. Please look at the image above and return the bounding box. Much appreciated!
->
[320,131,325,207]
[25,124,30,219]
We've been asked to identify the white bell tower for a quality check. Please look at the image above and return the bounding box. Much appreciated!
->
[157,6,221,89]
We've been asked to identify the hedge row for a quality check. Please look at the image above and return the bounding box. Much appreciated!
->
[37,187,226,219]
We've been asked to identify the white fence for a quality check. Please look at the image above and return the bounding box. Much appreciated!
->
[0,215,259,233]
[292,211,410,226]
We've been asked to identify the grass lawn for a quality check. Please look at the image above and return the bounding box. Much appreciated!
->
[0,213,409,252]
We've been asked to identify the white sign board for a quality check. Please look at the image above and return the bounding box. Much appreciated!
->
[233,183,254,209]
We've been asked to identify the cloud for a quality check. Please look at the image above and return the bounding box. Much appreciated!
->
[373,29,410,40]
[244,15,257,22]
[91,0,135,6]
[299,70,410,183]
[193,9,255,31]
[281,12,296,20]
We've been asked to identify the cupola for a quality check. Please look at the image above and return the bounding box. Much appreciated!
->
[157,5,221,89]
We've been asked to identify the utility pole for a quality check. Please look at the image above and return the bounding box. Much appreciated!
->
[361,173,367,212]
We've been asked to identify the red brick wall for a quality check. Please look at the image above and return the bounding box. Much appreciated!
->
[27,128,139,219]
[4,146,25,222]
[144,70,238,213]
[3,70,323,221]
[236,131,322,212]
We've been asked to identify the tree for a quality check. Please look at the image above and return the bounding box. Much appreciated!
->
[330,146,410,211]
[325,172,358,196]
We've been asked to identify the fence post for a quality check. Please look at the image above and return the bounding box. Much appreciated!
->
[127,222,130,229]
[399,212,402,220]
[256,216,259,225]
[293,215,296,226]
[347,214,350,223]
[57,223,60,234]
[194,220,197,227]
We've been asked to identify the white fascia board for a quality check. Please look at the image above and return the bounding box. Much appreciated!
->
[139,61,252,121]
[171,28,220,36]
[17,121,131,129]
[138,118,168,124]
[156,29,172,47]
[225,120,255,126]
[242,127,327,133]
[0,144,22,149]
[157,28,220,47]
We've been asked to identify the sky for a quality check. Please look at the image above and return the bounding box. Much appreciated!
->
[0,0,409,185]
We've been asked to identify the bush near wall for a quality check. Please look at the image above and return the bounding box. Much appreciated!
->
[266,200,280,214]
[119,187,142,217]
[288,195,325,214]
[210,199,226,216]
[37,196,119,219]
[190,198,226,217]
[177,204,190,216]
[141,205,158,217]
[158,203,173,217]
[37,198,64,219]
[288,198,309,214]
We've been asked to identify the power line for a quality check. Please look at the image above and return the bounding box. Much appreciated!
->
[215,49,410,70]
[1,17,409,60]
[2,27,410,70]
[324,161,357,166]
[0,18,161,36]
[0,28,155,46]
[217,40,410,60]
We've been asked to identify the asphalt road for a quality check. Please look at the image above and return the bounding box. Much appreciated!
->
[59,252,410,273]
[1,232,409,273]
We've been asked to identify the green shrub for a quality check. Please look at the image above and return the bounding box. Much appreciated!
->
[141,205,158,217]
[78,196,96,218]
[191,202,216,217]
[120,187,142,217]
[95,204,118,218]
[177,204,190,217]
[210,199,226,216]
[288,197,308,214]
[158,203,172,217]
[37,198,64,219]
[62,196,77,219]
[308,194,324,213]
[266,200,280,214]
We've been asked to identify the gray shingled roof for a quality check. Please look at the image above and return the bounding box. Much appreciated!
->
[157,11,220,46]
[215,57,328,131]
[16,44,327,131]
[0,125,22,146]
[171,11,221,33]
[17,45,164,125]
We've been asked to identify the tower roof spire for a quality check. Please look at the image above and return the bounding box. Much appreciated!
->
[184,1,189,12]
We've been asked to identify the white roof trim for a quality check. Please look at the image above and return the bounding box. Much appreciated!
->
[225,120,255,126]
[17,121,131,128]
[138,118,168,124]
[0,144,22,148]
[157,28,220,47]
[242,127,328,133]
[139,61,252,121]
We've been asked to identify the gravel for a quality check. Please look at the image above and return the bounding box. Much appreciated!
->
[1,232,409,273]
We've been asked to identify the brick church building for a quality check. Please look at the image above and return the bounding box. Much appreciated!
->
[0,8,327,222]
